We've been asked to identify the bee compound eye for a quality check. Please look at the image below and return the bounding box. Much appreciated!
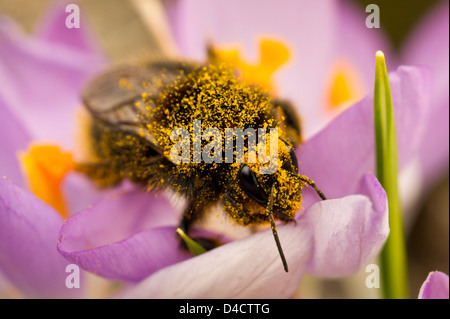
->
[238,165,268,206]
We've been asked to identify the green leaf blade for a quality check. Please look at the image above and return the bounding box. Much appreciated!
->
[176,227,207,256]
[374,51,409,299]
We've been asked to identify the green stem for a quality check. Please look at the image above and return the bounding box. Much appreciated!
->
[374,51,409,299]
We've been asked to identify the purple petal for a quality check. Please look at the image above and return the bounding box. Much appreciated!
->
[61,171,110,215]
[0,178,81,298]
[402,1,449,102]
[0,16,106,148]
[297,65,430,210]
[0,271,21,298]
[311,0,395,135]
[121,175,388,298]
[57,191,191,282]
[402,1,449,186]
[60,225,191,283]
[34,1,104,56]
[335,0,395,76]
[0,94,31,187]
[120,220,312,298]
[418,271,449,299]
[304,173,389,277]
[417,95,449,186]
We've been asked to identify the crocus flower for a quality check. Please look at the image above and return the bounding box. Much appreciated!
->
[56,2,428,297]
[418,271,449,299]
[0,0,444,299]
[0,2,389,299]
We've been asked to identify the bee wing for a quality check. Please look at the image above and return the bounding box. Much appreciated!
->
[82,61,198,154]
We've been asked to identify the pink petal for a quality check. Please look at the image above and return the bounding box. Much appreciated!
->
[121,175,388,298]
[402,1,449,186]
[418,271,449,299]
[34,1,104,56]
[297,66,430,210]
[57,190,190,282]
[120,220,312,298]
[0,15,106,148]
[0,178,82,298]
[0,94,31,187]
[304,173,389,277]
[335,0,395,77]
[417,95,449,186]
[313,0,395,135]
[61,171,111,215]
[59,225,191,283]
[402,1,449,104]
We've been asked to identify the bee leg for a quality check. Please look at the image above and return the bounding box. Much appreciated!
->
[225,192,290,272]
[224,193,238,207]
[271,99,302,146]
[276,212,297,226]
[178,201,222,251]
[224,193,249,217]
[298,175,327,200]
[179,200,202,235]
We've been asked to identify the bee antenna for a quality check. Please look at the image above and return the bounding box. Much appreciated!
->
[267,185,289,272]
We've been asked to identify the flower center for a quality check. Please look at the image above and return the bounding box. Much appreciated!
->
[20,145,74,219]
[212,38,290,92]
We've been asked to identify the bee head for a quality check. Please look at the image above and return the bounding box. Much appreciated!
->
[224,139,303,225]
[224,139,302,273]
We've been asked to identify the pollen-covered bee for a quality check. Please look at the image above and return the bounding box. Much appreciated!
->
[78,56,326,272]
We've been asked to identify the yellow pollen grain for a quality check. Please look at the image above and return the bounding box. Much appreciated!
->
[119,78,134,90]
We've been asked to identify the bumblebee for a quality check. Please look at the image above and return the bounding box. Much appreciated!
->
[78,58,326,272]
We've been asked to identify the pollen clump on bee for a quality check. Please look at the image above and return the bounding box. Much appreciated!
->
[143,62,278,194]
[222,140,302,226]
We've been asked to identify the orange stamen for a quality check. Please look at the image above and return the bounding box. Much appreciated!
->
[20,145,74,219]
[325,61,364,113]
[214,38,290,92]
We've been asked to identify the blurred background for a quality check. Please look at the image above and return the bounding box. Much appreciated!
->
[0,0,448,298]
[0,0,444,60]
